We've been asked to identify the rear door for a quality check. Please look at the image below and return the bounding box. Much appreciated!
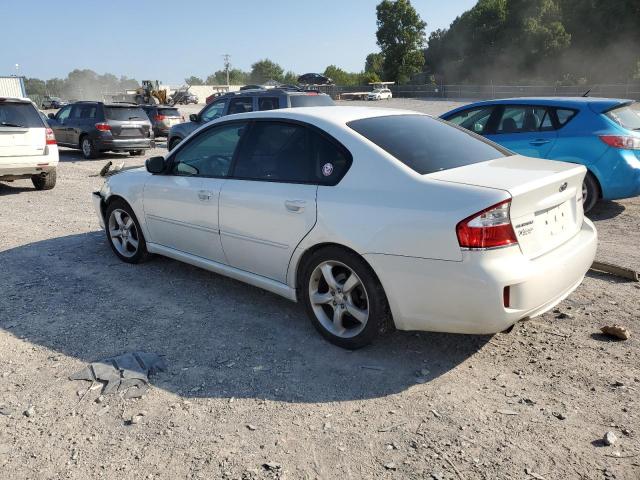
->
[0,101,46,158]
[219,120,349,283]
[227,97,254,115]
[143,121,247,262]
[486,105,558,158]
[104,105,151,140]
[69,103,98,146]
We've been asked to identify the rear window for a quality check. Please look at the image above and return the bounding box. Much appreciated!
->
[0,102,44,128]
[348,114,510,175]
[158,108,180,117]
[289,94,334,107]
[606,105,640,131]
[104,106,147,121]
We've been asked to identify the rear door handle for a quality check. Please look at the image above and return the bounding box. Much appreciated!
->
[197,190,214,201]
[284,200,306,212]
[529,139,551,146]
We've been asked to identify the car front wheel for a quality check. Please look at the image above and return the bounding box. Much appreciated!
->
[301,247,393,349]
[105,199,150,264]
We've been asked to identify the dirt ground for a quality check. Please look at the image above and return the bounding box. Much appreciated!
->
[1,99,638,480]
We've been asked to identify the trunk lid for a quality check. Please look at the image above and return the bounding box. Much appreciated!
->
[429,155,586,259]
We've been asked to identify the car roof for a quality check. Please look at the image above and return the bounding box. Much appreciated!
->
[0,96,32,104]
[443,97,633,115]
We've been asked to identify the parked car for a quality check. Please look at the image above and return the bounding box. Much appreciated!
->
[441,98,640,212]
[140,105,183,137]
[297,73,333,85]
[48,102,154,159]
[167,87,334,151]
[0,97,58,190]
[41,96,68,109]
[93,106,597,349]
[205,92,225,104]
[367,88,392,101]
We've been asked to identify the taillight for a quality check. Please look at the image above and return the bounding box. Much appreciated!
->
[45,128,56,145]
[155,114,166,121]
[95,123,111,131]
[599,135,640,150]
[456,199,518,249]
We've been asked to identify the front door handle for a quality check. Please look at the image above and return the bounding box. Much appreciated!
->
[197,190,214,201]
[284,200,306,212]
[529,139,551,146]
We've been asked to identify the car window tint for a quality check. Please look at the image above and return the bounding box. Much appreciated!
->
[445,107,493,134]
[104,107,147,121]
[201,100,226,122]
[72,105,97,119]
[556,108,577,126]
[497,106,554,133]
[171,122,246,177]
[289,94,334,107]
[158,108,180,116]
[258,97,279,111]
[348,114,510,175]
[56,106,71,122]
[605,105,640,131]
[233,122,310,182]
[228,97,254,115]
[308,129,351,185]
[0,102,44,128]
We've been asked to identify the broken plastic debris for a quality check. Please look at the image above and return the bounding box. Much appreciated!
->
[69,352,166,397]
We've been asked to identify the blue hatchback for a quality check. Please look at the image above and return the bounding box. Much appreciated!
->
[441,97,640,212]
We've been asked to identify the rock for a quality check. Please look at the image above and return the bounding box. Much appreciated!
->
[71,449,78,460]
[552,412,567,420]
[430,473,445,480]
[383,462,397,470]
[622,429,630,436]
[600,325,630,340]
[555,312,573,319]
[246,424,257,431]
[496,409,519,415]
[604,431,618,446]
[262,462,281,471]
[95,395,104,404]
[24,406,35,417]
[0,406,12,416]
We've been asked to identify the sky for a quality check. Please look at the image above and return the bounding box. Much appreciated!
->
[1,0,477,84]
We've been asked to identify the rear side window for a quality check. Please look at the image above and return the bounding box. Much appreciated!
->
[0,102,44,128]
[105,106,147,121]
[555,108,577,127]
[606,105,640,131]
[158,108,180,116]
[348,115,510,175]
[289,94,334,107]
[258,97,279,111]
[232,121,350,184]
[445,107,494,134]
[72,104,97,119]
[228,97,254,115]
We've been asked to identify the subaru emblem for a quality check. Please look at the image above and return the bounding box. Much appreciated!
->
[559,182,568,192]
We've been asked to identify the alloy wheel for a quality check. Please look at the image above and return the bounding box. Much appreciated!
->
[108,208,139,258]
[308,260,370,339]
[82,138,92,158]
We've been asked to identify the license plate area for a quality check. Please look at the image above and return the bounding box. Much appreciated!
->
[536,201,572,239]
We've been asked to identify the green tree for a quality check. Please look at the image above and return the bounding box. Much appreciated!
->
[323,65,357,86]
[24,78,46,96]
[207,69,249,85]
[364,53,385,77]
[250,59,284,84]
[185,76,204,85]
[45,78,65,96]
[375,0,427,83]
[360,71,381,84]
[282,70,298,85]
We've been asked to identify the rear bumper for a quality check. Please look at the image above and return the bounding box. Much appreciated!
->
[0,148,59,179]
[365,218,597,334]
[96,138,154,151]
[593,149,640,200]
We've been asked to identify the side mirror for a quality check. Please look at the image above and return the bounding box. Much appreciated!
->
[146,156,166,174]
[189,113,198,122]
[48,113,55,119]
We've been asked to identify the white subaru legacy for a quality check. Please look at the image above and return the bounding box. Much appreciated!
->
[0,97,58,190]
[93,107,597,349]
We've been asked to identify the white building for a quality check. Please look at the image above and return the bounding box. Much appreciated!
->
[0,76,26,98]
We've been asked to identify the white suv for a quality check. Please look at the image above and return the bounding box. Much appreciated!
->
[0,97,59,190]
[367,88,392,101]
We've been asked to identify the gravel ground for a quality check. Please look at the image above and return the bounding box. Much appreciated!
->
[1,99,638,479]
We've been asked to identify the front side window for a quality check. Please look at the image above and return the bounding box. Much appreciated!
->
[496,106,554,133]
[348,114,510,175]
[171,122,246,177]
[56,106,72,122]
[228,97,254,115]
[201,100,226,122]
[445,107,494,134]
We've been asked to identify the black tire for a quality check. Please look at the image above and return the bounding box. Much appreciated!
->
[582,171,600,214]
[129,150,144,156]
[168,137,182,151]
[80,135,98,159]
[31,169,57,190]
[104,199,150,264]
[300,246,393,349]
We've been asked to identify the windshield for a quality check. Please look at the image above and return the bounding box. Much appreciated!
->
[348,114,510,175]
[158,108,180,117]
[105,106,148,121]
[0,102,44,128]
[606,105,640,131]
[289,94,334,107]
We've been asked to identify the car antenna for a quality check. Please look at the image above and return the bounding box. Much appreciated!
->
[582,88,591,97]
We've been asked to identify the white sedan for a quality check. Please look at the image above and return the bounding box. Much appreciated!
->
[93,107,597,349]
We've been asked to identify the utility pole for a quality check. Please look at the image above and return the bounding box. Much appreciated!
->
[222,54,231,86]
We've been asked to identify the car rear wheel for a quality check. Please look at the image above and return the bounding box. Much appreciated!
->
[582,172,600,213]
[301,247,393,349]
[81,136,98,159]
[105,199,150,264]
[31,169,56,190]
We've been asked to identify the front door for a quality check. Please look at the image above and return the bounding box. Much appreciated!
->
[486,105,558,158]
[50,105,72,145]
[143,121,247,263]
[219,120,350,283]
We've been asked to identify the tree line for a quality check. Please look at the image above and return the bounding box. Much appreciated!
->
[24,69,139,101]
